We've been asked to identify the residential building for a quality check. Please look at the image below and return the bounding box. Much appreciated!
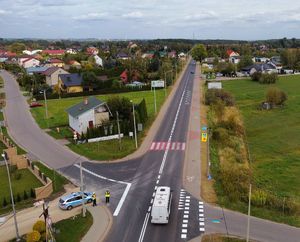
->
[94,55,103,67]
[26,66,49,75]
[86,47,99,55]
[45,58,65,68]
[229,56,241,64]
[64,60,82,70]
[120,70,128,83]
[58,73,83,93]
[117,52,129,60]
[42,49,65,56]
[66,96,110,134]
[253,57,269,63]
[22,50,42,55]
[242,63,277,75]
[66,48,78,54]
[18,55,33,66]
[226,50,240,58]
[42,67,69,86]
[22,58,40,68]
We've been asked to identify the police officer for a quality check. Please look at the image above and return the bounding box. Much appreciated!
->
[105,190,110,204]
[92,192,97,206]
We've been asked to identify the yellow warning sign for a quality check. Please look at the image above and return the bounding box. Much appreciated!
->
[201,132,207,142]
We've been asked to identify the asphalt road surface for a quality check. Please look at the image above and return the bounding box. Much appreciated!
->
[1,63,300,242]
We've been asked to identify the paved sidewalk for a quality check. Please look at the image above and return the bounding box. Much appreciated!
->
[183,62,202,201]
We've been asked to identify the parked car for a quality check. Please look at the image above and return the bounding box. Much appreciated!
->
[29,102,43,108]
[59,192,93,210]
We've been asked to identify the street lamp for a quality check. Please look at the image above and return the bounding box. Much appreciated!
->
[130,100,138,149]
[2,152,20,241]
[40,90,48,119]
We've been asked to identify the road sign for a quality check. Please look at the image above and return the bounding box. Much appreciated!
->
[138,123,143,132]
[201,126,207,131]
[201,132,207,142]
[151,80,165,88]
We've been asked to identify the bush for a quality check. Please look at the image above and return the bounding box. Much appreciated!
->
[205,89,235,106]
[251,72,262,82]
[33,220,46,233]
[212,127,229,143]
[16,193,22,203]
[30,188,35,198]
[23,190,28,200]
[2,197,8,207]
[266,87,287,106]
[260,73,278,84]
[221,114,244,135]
[26,230,41,242]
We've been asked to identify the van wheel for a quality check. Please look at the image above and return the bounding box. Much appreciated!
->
[67,205,73,210]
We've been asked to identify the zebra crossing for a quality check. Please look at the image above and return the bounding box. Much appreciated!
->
[178,189,205,240]
[149,142,186,151]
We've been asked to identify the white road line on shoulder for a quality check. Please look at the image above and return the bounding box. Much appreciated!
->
[73,164,131,217]
[138,213,150,242]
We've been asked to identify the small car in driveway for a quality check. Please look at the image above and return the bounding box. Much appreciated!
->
[59,192,93,210]
[29,102,43,108]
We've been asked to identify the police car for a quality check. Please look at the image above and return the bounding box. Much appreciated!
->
[59,192,93,210]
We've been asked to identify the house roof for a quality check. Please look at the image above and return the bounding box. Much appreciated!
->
[242,63,276,72]
[117,52,129,58]
[59,73,83,87]
[43,49,65,55]
[26,66,49,74]
[42,66,60,76]
[23,57,39,63]
[226,50,239,57]
[66,96,105,118]
[48,58,63,63]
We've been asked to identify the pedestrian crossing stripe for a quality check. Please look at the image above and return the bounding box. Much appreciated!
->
[150,142,186,151]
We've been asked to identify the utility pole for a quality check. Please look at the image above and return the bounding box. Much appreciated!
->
[116,111,121,150]
[153,86,157,115]
[207,128,210,178]
[80,161,86,217]
[164,72,167,98]
[131,100,138,149]
[246,184,252,242]
[43,90,48,119]
[2,152,20,241]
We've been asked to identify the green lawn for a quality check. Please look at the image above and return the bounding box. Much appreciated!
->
[31,89,168,129]
[32,161,68,194]
[0,166,42,215]
[54,211,93,242]
[223,75,300,201]
[47,126,73,140]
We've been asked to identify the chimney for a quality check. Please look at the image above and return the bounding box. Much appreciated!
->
[84,98,88,105]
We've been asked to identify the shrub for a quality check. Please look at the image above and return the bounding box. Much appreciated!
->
[2,197,8,207]
[33,220,46,233]
[212,127,229,143]
[205,89,235,106]
[251,189,268,207]
[30,188,36,198]
[221,114,244,135]
[259,73,278,84]
[26,230,41,242]
[266,87,287,106]
[23,190,28,200]
[16,193,22,203]
[251,72,262,82]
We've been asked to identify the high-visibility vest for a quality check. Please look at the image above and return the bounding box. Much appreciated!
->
[105,192,110,198]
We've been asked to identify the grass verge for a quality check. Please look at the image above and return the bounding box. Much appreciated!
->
[202,234,249,242]
[53,210,93,242]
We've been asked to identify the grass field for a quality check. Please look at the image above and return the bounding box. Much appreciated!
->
[54,211,93,242]
[31,89,168,129]
[223,75,300,201]
[0,166,42,215]
[202,234,247,242]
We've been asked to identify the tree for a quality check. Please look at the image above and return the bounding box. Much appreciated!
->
[281,49,299,70]
[107,96,132,121]
[238,55,253,70]
[9,42,26,54]
[82,71,97,90]
[191,44,207,63]
[266,87,287,106]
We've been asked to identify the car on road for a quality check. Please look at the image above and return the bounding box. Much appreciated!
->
[59,191,93,210]
[190,71,195,74]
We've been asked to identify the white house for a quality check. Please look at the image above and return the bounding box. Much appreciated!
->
[66,48,78,54]
[42,67,69,86]
[22,50,42,55]
[229,56,241,64]
[94,55,103,67]
[22,58,40,68]
[66,96,110,134]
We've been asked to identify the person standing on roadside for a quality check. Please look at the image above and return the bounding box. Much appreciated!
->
[92,192,97,206]
[105,190,110,204]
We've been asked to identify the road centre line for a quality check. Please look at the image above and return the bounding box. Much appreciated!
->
[73,164,131,217]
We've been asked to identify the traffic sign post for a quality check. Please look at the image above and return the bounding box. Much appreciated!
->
[201,132,207,142]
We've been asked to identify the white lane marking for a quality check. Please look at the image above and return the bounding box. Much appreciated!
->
[73,164,131,217]
[148,206,151,212]
[184,215,189,219]
[176,142,181,150]
[184,211,189,214]
[200,228,205,232]
[185,199,190,203]
[150,199,153,204]
[166,142,171,150]
[152,192,155,197]
[181,189,185,191]
[186,196,190,199]
[150,142,156,150]
[182,224,188,228]
[154,186,158,190]
[182,229,187,233]
[161,142,166,150]
[185,203,190,206]
[199,222,205,226]
[155,142,161,150]
[178,208,184,210]
[138,213,150,242]
[184,206,189,210]
[199,214,204,217]
[199,218,205,222]
[182,142,186,150]
[199,205,204,209]
[199,209,204,213]
[156,180,159,184]
[199,201,203,205]
[181,234,187,239]
[183,219,188,223]
[157,175,161,180]
[171,142,176,150]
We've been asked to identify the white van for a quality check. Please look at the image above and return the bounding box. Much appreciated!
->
[151,186,172,224]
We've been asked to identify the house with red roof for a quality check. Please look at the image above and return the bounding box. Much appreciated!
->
[226,50,240,58]
[86,47,99,55]
[21,57,40,68]
[42,49,65,56]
